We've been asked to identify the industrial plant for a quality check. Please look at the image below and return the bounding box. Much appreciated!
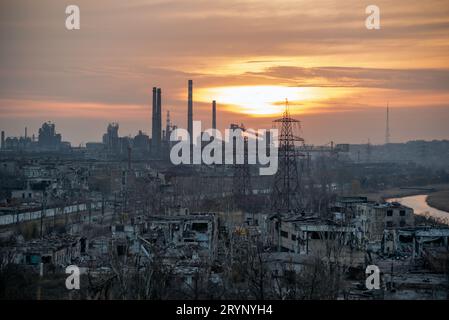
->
[1,78,449,301]
[1,0,449,307]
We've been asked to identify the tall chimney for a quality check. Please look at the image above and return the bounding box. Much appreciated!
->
[157,88,162,154]
[25,127,27,139]
[151,87,157,155]
[1,131,4,150]
[212,100,217,130]
[187,80,193,140]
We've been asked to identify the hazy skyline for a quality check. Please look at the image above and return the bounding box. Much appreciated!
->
[1,0,449,146]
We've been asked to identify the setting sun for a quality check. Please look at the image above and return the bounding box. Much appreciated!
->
[197,86,323,116]
[197,85,353,116]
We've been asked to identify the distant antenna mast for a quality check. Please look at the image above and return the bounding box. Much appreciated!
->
[385,103,390,145]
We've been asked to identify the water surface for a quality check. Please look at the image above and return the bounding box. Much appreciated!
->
[388,194,449,224]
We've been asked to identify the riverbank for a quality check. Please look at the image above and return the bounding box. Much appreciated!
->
[426,190,449,213]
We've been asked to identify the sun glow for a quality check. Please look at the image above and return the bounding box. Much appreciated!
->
[197,86,323,116]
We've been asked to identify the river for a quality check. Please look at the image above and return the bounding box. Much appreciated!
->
[387,194,449,224]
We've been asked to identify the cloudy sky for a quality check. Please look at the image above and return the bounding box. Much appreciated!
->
[1,0,449,145]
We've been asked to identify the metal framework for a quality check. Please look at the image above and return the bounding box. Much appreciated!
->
[272,99,304,213]
[233,132,252,209]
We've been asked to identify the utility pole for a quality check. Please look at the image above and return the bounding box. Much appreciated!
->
[88,198,92,225]
[101,193,105,224]
[40,190,46,239]
[277,217,282,253]
[113,192,118,224]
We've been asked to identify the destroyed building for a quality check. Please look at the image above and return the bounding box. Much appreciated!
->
[141,211,218,261]
[355,201,415,242]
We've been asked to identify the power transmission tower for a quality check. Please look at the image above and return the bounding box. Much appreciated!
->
[272,99,304,213]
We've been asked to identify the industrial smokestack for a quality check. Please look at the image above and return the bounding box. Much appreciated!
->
[152,87,157,148]
[157,88,162,153]
[188,80,193,140]
[1,131,4,150]
[212,100,217,130]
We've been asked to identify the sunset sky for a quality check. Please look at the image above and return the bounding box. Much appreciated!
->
[1,0,449,146]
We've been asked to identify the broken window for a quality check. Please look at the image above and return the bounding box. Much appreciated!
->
[116,245,126,256]
[284,270,296,283]
[387,210,393,216]
[399,235,413,243]
[281,231,288,238]
[80,238,87,253]
[400,210,406,216]
[191,222,208,233]
[311,232,320,239]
